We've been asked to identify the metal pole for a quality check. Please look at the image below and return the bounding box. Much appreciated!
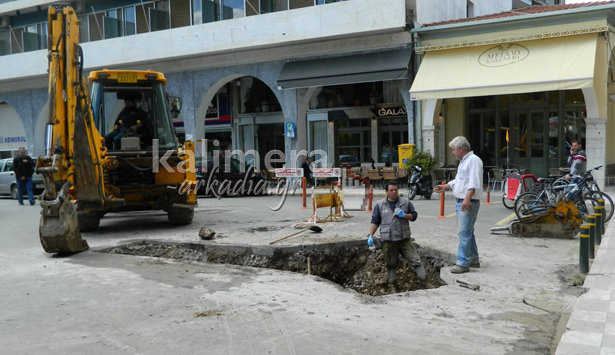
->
[588,214,596,259]
[580,224,590,274]
[598,199,605,236]
[595,208,603,245]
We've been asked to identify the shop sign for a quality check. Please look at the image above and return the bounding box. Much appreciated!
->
[479,44,529,67]
[372,106,407,117]
[0,135,26,143]
[275,168,303,177]
[313,168,341,178]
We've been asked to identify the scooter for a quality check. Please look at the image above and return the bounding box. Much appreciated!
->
[407,165,433,200]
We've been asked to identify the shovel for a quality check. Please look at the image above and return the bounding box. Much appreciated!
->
[270,224,323,245]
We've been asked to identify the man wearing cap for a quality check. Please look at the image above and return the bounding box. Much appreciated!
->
[434,136,483,274]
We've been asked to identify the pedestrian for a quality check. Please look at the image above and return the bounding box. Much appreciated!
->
[367,181,426,293]
[13,147,36,206]
[565,140,586,180]
[434,136,483,274]
[302,157,313,186]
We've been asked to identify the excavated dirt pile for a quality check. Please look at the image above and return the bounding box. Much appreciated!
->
[106,242,446,296]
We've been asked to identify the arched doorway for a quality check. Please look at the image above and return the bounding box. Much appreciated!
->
[195,75,284,170]
[0,102,27,159]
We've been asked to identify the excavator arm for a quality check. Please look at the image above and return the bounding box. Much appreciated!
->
[38,5,108,253]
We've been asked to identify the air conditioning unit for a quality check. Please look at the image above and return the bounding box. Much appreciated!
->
[0,16,10,29]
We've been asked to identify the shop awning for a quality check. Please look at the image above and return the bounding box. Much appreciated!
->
[409,33,598,100]
[277,48,412,89]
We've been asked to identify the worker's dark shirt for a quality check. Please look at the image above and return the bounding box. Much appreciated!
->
[371,198,417,226]
[13,156,34,179]
[114,107,148,128]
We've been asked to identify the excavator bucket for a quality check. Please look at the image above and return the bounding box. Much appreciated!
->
[39,184,89,254]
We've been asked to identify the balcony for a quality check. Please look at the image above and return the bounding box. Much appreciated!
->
[0,0,406,85]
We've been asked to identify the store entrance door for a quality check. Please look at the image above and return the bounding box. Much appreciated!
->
[510,109,548,176]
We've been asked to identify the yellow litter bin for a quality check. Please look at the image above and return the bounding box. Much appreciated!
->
[398,144,415,168]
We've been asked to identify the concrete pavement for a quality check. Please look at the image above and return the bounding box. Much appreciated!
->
[0,189,599,354]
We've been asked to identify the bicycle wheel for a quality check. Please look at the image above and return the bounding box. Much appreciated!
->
[514,192,539,219]
[577,196,600,223]
[584,191,613,222]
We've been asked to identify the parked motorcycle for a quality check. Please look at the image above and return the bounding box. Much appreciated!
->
[407,165,433,200]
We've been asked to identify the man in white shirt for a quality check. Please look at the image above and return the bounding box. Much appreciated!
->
[434,136,483,274]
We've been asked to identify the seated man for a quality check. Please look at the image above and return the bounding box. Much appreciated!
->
[105,94,148,150]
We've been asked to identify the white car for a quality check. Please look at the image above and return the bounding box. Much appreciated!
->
[0,158,45,199]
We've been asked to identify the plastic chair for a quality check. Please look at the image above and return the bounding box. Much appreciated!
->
[382,167,396,184]
[488,168,505,191]
[396,167,408,184]
[367,169,382,189]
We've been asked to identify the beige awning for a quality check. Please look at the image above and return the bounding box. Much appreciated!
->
[410,33,598,100]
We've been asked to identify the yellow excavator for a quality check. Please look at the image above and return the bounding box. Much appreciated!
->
[38,4,197,254]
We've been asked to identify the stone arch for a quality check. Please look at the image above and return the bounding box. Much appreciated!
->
[0,89,48,155]
[0,101,28,155]
[185,61,300,166]
[34,101,49,157]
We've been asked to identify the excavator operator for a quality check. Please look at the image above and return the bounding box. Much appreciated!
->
[105,92,149,150]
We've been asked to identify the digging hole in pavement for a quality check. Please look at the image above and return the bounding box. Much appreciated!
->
[100,242,446,296]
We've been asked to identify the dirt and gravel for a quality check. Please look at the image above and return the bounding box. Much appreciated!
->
[107,242,446,296]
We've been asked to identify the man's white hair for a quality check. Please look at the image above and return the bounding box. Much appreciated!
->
[448,136,471,152]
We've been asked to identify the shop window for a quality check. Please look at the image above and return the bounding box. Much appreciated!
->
[310,121,328,167]
[316,0,343,4]
[499,112,510,160]
[468,96,495,109]
[239,77,281,114]
[564,90,584,105]
[548,91,559,106]
[310,82,383,109]
[512,92,545,104]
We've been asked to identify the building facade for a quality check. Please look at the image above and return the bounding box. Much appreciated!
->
[0,0,552,170]
[411,2,615,186]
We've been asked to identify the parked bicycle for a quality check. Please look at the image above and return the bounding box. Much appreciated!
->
[514,176,599,223]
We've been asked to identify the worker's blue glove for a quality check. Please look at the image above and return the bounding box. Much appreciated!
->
[396,209,406,218]
[367,235,374,247]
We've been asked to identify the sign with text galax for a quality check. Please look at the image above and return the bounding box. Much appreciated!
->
[275,168,303,177]
[313,168,341,178]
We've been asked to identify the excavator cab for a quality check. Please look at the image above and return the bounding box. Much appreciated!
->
[90,70,178,152]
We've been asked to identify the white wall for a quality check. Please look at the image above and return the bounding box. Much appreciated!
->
[0,0,407,83]
[415,0,466,26]
[472,0,511,17]
[415,0,512,26]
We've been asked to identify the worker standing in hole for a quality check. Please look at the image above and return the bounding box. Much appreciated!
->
[367,181,426,293]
